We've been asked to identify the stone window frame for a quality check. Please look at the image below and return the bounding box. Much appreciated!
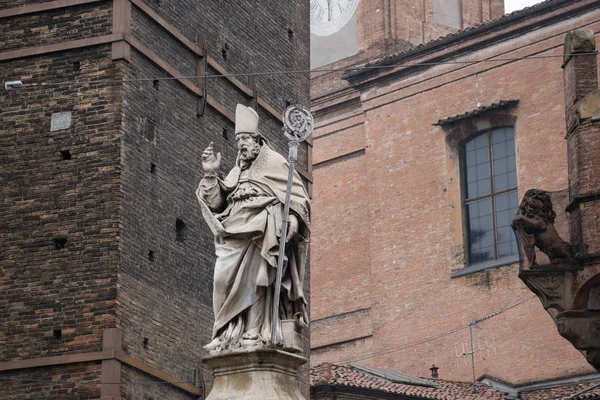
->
[442,111,520,278]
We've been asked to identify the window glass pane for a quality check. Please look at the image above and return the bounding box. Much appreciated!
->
[464,128,518,268]
[492,128,517,192]
[494,190,519,259]
[465,134,491,199]
[467,199,494,264]
[491,127,508,144]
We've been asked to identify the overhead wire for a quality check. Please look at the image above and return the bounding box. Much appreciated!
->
[5,52,598,89]
[0,295,538,387]
[328,295,537,365]
[311,18,600,110]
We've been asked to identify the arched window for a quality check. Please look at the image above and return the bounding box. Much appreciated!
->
[463,127,518,266]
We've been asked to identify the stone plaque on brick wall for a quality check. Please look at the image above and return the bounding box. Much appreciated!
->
[50,111,72,131]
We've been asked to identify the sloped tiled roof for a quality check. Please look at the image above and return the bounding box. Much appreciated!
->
[523,381,600,400]
[354,364,438,387]
[311,364,600,400]
[310,363,508,399]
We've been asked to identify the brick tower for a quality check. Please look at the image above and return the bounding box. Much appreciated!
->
[0,1,311,399]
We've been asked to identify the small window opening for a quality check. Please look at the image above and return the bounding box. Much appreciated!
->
[153,79,160,89]
[176,219,187,242]
[284,100,292,108]
[53,237,67,249]
[222,128,229,140]
[148,250,155,261]
[144,120,156,143]
[143,337,149,349]
[221,43,230,60]
[72,61,81,72]
[150,163,156,174]
[53,329,62,340]
[287,28,295,41]
[60,150,71,160]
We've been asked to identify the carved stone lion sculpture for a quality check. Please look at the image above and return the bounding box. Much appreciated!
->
[511,189,574,268]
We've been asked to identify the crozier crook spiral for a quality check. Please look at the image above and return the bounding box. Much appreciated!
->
[283,105,314,142]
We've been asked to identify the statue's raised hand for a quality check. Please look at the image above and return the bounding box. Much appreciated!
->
[202,142,222,176]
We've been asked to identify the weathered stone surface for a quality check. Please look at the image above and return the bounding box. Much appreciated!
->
[50,111,72,131]
[579,90,600,120]
[564,29,596,65]
[512,189,574,269]
[204,348,307,400]
[518,270,571,313]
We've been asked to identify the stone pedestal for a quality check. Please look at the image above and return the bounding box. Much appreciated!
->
[203,348,307,400]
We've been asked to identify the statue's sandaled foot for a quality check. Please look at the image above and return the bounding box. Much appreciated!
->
[240,331,266,348]
[203,338,222,351]
[241,338,262,348]
[241,332,259,340]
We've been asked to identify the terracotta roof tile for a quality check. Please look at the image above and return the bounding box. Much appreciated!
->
[311,364,600,399]
[523,381,600,399]
[434,99,519,125]
[310,363,508,399]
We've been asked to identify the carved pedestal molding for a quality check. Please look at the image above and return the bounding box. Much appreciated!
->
[519,269,573,313]
[203,349,307,400]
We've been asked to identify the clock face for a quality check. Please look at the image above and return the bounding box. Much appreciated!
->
[310,0,360,37]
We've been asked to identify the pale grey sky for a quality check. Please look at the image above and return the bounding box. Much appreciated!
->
[505,0,543,13]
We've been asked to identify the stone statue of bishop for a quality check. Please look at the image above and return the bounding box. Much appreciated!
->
[196,104,310,353]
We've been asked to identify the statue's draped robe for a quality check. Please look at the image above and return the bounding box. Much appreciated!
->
[196,144,310,345]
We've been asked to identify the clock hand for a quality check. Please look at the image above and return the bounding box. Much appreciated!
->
[327,0,332,21]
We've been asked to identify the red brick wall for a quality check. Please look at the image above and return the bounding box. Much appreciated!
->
[564,48,600,258]
[310,1,600,384]
[355,0,504,53]
[311,0,506,111]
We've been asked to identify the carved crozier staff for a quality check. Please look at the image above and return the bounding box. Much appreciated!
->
[197,104,310,353]
[270,105,314,345]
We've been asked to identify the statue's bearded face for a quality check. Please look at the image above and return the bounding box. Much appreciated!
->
[236,133,261,162]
